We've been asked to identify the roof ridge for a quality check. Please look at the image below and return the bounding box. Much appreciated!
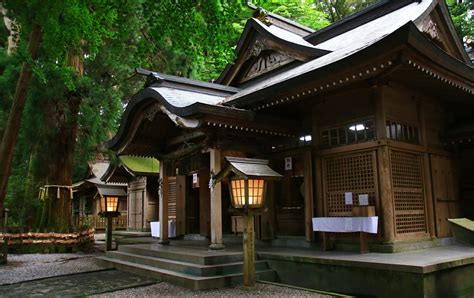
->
[247,2,315,35]
[135,68,241,94]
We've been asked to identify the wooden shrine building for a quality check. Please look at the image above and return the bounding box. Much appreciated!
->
[108,0,474,251]
[102,155,160,231]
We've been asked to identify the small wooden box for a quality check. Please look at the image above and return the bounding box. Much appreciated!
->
[352,206,376,217]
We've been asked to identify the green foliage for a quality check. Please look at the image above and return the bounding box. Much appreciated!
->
[3,0,466,231]
[254,0,330,30]
[314,0,379,22]
[446,0,473,42]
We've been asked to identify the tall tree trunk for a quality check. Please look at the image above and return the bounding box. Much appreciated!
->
[41,49,83,231]
[0,24,42,224]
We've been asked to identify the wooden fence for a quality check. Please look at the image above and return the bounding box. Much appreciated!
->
[73,215,127,230]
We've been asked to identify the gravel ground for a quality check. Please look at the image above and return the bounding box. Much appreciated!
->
[92,282,334,297]
[0,252,102,285]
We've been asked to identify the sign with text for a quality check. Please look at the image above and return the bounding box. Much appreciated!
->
[358,194,369,206]
[345,192,353,205]
[285,157,292,170]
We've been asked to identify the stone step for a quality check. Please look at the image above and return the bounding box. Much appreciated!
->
[271,236,318,249]
[106,250,269,276]
[118,244,243,265]
[96,256,276,290]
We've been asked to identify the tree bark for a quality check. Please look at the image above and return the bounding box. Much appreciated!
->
[0,24,42,224]
[40,48,83,232]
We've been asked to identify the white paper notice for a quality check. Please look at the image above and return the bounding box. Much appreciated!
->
[345,192,353,205]
[285,157,292,170]
[192,173,198,183]
[359,194,369,206]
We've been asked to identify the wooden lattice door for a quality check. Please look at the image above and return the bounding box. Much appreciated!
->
[323,151,378,217]
[390,150,428,237]
[164,176,185,236]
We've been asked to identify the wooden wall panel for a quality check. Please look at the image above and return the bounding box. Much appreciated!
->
[431,155,460,237]
[384,86,419,125]
[314,88,374,128]
[423,102,445,150]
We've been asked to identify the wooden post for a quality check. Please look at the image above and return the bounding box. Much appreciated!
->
[106,215,113,251]
[159,161,169,245]
[243,211,256,288]
[418,101,436,238]
[377,146,395,243]
[303,150,314,241]
[209,148,224,250]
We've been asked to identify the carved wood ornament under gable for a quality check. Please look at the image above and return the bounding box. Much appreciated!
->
[144,104,160,121]
[420,16,447,51]
[242,50,292,82]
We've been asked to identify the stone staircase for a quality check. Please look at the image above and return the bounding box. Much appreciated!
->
[96,243,276,290]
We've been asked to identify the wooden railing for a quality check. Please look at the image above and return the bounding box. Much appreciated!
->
[73,215,127,230]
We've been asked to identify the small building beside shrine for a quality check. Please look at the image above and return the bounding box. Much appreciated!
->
[108,0,474,252]
[102,155,160,231]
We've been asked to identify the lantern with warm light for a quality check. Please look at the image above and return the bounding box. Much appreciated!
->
[229,178,265,209]
[97,186,126,251]
[99,195,120,214]
[213,157,282,288]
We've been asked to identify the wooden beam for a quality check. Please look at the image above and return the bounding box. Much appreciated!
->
[165,131,205,148]
[209,148,225,250]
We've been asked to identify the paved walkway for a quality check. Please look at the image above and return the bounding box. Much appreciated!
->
[0,269,156,297]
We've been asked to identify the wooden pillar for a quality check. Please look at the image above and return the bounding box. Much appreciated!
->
[373,85,395,242]
[158,161,169,245]
[242,212,256,288]
[303,150,314,241]
[315,156,324,218]
[377,146,395,243]
[209,148,224,250]
[418,101,436,238]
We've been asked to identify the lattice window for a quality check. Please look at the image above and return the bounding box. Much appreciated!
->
[321,120,375,148]
[386,120,420,144]
[167,177,177,219]
[324,151,377,216]
[390,150,427,235]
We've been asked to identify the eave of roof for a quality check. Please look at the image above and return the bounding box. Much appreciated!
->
[101,161,135,183]
[108,82,255,153]
[304,0,419,44]
[224,22,473,108]
[119,155,160,175]
[215,18,330,85]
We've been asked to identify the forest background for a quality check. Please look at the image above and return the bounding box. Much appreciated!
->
[0,0,472,231]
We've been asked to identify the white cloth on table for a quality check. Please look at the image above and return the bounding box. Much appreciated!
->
[312,217,378,234]
[150,220,176,238]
